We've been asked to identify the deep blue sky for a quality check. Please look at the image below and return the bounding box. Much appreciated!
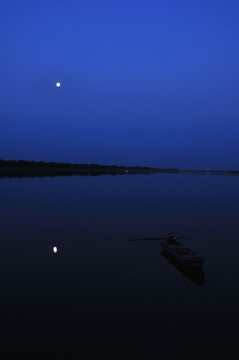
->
[1,0,239,169]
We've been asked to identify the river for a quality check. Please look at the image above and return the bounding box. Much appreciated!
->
[0,173,239,352]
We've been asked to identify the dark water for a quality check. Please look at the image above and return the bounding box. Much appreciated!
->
[0,173,239,353]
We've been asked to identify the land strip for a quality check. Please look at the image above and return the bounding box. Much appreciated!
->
[0,160,238,178]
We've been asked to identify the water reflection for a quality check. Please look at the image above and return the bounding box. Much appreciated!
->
[160,249,205,286]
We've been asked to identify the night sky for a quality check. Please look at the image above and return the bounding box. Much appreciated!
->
[1,0,239,170]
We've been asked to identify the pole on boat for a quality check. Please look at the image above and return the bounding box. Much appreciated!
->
[128,237,168,241]
[128,235,185,241]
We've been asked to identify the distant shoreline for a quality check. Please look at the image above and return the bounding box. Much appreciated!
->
[0,160,238,178]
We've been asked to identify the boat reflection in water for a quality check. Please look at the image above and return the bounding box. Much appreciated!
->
[160,249,205,286]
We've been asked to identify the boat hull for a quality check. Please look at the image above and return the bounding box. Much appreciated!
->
[160,249,205,286]
[161,242,204,267]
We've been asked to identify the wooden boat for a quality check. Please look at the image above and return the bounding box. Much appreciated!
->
[160,249,205,286]
[128,232,204,267]
[160,239,204,267]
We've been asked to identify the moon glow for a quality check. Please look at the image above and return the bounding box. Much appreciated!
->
[56,82,61,87]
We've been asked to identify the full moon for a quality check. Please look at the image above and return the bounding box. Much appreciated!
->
[56,82,61,87]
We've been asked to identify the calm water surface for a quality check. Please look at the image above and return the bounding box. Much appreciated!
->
[0,173,239,352]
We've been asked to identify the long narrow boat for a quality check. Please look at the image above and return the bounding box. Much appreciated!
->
[128,233,204,267]
[160,239,204,267]
[160,249,205,286]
